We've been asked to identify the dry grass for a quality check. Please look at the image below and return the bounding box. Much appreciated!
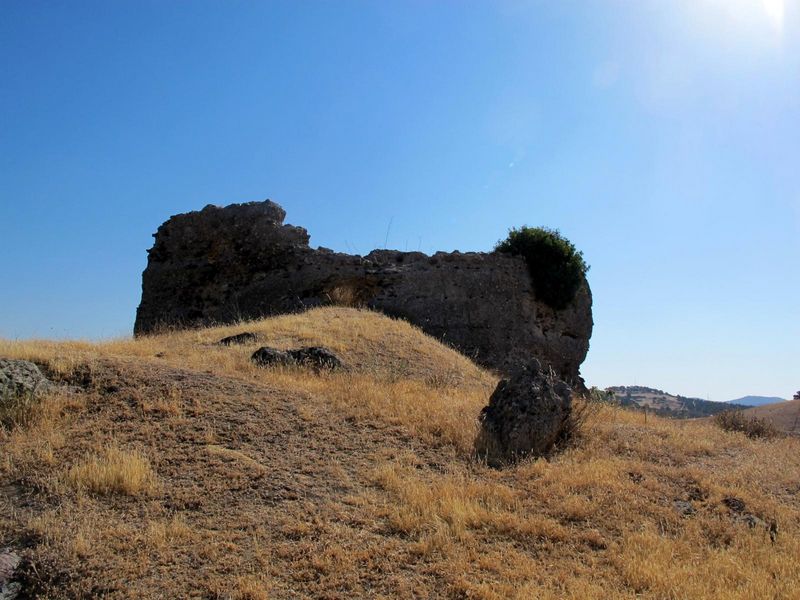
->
[1,384,41,429]
[1,307,799,598]
[714,409,781,439]
[66,445,158,496]
[745,398,800,435]
[325,282,363,308]
[0,307,495,454]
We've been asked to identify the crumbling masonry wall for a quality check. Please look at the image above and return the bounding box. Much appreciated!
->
[134,200,593,383]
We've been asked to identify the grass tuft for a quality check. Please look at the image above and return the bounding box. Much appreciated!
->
[0,381,40,429]
[66,445,158,496]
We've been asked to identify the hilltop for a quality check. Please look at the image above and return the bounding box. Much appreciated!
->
[2,308,799,598]
[606,385,743,419]
[727,395,787,407]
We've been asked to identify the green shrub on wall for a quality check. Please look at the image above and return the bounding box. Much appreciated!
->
[495,226,589,310]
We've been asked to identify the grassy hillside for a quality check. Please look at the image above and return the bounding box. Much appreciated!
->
[1,307,799,599]
[745,399,800,435]
[607,385,741,418]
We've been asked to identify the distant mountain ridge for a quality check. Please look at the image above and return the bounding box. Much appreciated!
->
[726,395,786,407]
[606,385,746,419]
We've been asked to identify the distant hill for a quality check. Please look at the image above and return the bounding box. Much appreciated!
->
[746,399,800,435]
[606,385,745,419]
[726,395,786,407]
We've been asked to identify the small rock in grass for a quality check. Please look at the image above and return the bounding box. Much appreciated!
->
[250,346,344,371]
[0,359,52,398]
[218,332,258,346]
[735,513,766,529]
[673,500,695,517]
[286,347,343,371]
[0,548,21,600]
[250,347,293,367]
[722,496,746,513]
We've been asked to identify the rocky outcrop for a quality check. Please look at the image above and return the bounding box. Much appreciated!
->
[0,359,52,397]
[475,359,573,465]
[134,200,592,382]
[251,346,344,371]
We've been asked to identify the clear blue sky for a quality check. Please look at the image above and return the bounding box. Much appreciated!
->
[2,1,798,401]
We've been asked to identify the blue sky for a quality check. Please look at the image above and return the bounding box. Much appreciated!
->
[1,1,798,400]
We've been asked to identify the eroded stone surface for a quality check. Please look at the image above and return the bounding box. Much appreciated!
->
[134,200,593,383]
[0,359,52,397]
[475,359,573,465]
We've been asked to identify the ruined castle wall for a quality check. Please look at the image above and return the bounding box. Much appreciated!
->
[134,201,593,383]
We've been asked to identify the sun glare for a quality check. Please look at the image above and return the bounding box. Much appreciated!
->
[702,0,788,39]
[762,0,785,31]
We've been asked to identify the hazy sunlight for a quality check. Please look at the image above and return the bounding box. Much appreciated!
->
[763,0,785,31]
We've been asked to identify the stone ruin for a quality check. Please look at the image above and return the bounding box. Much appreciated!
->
[134,200,593,385]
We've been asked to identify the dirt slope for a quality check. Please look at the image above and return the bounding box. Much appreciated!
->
[4,358,456,598]
[2,308,800,599]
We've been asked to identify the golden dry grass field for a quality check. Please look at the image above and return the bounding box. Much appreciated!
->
[1,307,799,599]
[746,399,800,436]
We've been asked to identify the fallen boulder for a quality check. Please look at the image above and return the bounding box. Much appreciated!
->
[475,359,572,466]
